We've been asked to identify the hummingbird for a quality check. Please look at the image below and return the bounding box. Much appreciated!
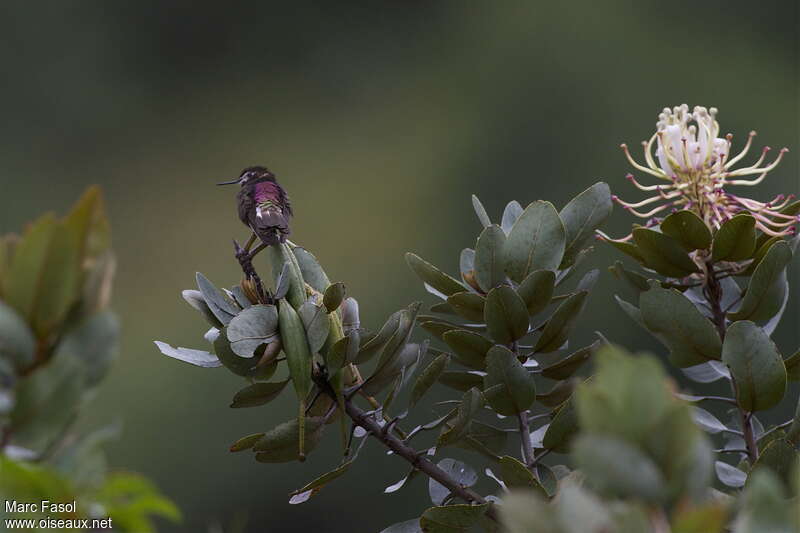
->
[217,166,293,251]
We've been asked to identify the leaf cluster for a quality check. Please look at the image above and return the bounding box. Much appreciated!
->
[1,188,178,532]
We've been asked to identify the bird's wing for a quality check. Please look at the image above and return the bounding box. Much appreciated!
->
[248,184,291,245]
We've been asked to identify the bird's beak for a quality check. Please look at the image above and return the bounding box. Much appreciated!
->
[216,178,241,185]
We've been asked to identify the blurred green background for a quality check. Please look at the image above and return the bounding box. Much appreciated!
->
[0,1,797,531]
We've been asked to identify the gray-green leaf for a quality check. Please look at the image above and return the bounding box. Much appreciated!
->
[559,182,612,267]
[483,346,536,416]
[504,201,565,282]
[226,304,279,357]
[722,321,786,412]
[728,241,792,323]
[640,286,722,367]
[474,225,507,292]
[712,214,756,261]
[484,286,529,344]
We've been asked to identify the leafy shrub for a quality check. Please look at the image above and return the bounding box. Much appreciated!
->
[1,188,178,532]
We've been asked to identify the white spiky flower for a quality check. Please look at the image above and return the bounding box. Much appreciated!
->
[601,104,794,241]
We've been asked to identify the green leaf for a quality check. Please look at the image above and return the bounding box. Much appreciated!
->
[536,379,576,407]
[289,459,358,504]
[501,200,524,234]
[279,301,314,403]
[504,200,566,282]
[484,286,529,344]
[559,182,613,267]
[95,471,181,532]
[741,236,781,277]
[291,247,330,292]
[516,270,555,316]
[499,456,546,495]
[230,380,290,408]
[474,225,507,292]
[269,243,307,309]
[253,417,324,462]
[542,399,577,452]
[438,388,483,446]
[0,300,35,369]
[406,253,465,296]
[419,320,462,342]
[640,286,722,367]
[2,213,57,327]
[632,228,699,277]
[499,491,554,533]
[50,421,120,489]
[438,371,484,392]
[364,341,422,397]
[55,310,119,385]
[534,290,589,353]
[609,261,650,292]
[615,294,645,327]
[327,330,358,370]
[323,282,346,313]
[154,341,221,368]
[574,433,665,502]
[10,354,87,453]
[420,504,488,532]
[442,330,492,370]
[447,292,486,323]
[459,248,475,284]
[181,289,224,327]
[722,321,786,412]
[411,353,449,407]
[576,347,676,444]
[428,458,477,505]
[271,263,290,301]
[715,460,746,488]
[33,225,83,336]
[454,420,508,458]
[213,330,270,376]
[298,300,331,353]
[604,238,645,262]
[196,272,238,325]
[483,346,536,416]
[711,214,756,261]
[371,303,419,378]
[540,340,599,380]
[226,304,279,357]
[728,241,792,322]
[751,438,796,490]
[736,470,795,533]
[229,433,265,452]
[358,310,402,363]
[661,210,712,251]
[555,485,614,532]
[471,195,492,228]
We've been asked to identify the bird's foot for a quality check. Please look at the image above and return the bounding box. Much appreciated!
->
[233,239,256,277]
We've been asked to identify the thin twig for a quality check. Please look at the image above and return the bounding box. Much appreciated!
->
[517,410,535,472]
[531,448,551,466]
[760,420,793,440]
[340,393,497,521]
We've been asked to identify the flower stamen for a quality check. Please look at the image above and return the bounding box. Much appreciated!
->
[600,105,795,242]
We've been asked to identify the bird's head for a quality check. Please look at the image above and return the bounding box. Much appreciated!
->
[217,166,276,186]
